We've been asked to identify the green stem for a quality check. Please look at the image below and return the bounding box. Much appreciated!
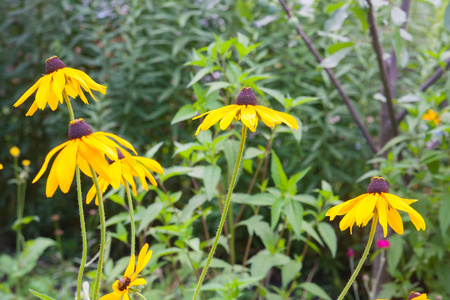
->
[13,156,21,297]
[192,126,247,300]
[337,215,378,300]
[76,166,88,300]
[91,166,106,300]
[63,90,75,121]
[125,181,135,256]
[370,249,386,300]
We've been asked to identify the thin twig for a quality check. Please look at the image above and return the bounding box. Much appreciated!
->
[366,0,398,136]
[278,0,379,153]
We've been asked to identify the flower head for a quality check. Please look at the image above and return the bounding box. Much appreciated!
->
[22,160,31,167]
[377,239,390,249]
[32,118,136,197]
[13,56,106,116]
[86,148,164,205]
[422,109,440,125]
[326,176,426,237]
[408,292,429,300]
[193,87,299,134]
[10,146,20,157]
[0,164,3,170]
[346,248,354,258]
[99,243,152,300]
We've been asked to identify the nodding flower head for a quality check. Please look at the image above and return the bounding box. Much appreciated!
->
[45,56,66,74]
[68,119,93,140]
[236,87,258,106]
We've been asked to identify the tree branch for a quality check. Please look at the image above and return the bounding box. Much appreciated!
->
[278,0,379,153]
[396,57,450,123]
[367,0,398,136]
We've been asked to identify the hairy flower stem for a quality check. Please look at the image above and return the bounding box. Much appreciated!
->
[63,90,75,122]
[337,215,378,300]
[125,181,136,256]
[76,166,88,300]
[192,126,248,300]
[91,166,106,300]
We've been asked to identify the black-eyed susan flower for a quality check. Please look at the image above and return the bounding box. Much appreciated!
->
[99,243,152,300]
[86,148,164,205]
[10,146,20,157]
[408,292,429,300]
[326,176,425,237]
[193,87,299,134]
[422,109,440,125]
[13,56,106,116]
[32,118,136,197]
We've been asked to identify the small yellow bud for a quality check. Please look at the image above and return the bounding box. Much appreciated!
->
[10,146,20,157]
[22,160,31,166]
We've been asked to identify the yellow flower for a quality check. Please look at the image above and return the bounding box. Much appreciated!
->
[86,149,164,205]
[10,146,20,157]
[99,243,152,300]
[13,56,106,116]
[22,160,31,166]
[0,164,3,170]
[326,177,426,237]
[32,119,136,197]
[193,87,299,134]
[422,109,440,125]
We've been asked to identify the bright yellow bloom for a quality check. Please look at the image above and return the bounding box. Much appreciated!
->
[422,109,440,125]
[13,56,106,116]
[33,119,136,197]
[193,87,299,134]
[22,160,31,166]
[10,146,20,157]
[408,292,429,300]
[326,177,426,237]
[99,243,152,300]
[86,149,164,205]
[0,164,3,170]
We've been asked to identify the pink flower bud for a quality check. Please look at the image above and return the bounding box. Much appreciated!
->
[346,248,355,258]
[377,239,390,249]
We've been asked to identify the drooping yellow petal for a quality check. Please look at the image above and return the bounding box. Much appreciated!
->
[123,292,131,300]
[135,157,164,174]
[354,194,378,226]
[101,132,137,154]
[255,106,299,129]
[98,290,124,300]
[56,139,78,193]
[386,207,404,235]
[35,75,52,109]
[33,141,70,183]
[109,161,123,189]
[240,105,258,132]
[376,196,389,237]
[77,140,111,182]
[326,194,368,219]
[25,101,39,116]
[196,106,238,134]
[219,106,241,130]
[14,76,45,107]
[132,244,152,280]
[52,70,66,102]
[130,278,146,287]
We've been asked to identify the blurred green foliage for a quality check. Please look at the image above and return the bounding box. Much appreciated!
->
[1,0,450,299]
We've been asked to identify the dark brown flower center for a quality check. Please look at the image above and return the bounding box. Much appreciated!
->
[367,176,389,194]
[408,292,422,300]
[117,276,131,291]
[107,149,125,164]
[45,56,66,74]
[68,119,93,140]
[236,87,257,106]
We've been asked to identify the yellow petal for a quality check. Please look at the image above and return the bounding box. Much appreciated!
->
[98,290,124,300]
[56,139,78,193]
[135,157,164,174]
[130,278,146,287]
[52,70,66,102]
[387,207,404,235]
[376,196,389,237]
[25,101,39,116]
[132,244,152,280]
[101,132,137,154]
[354,194,378,226]
[78,140,111,182]
[219,106,241,130]
[255,106,299,129]
[14,76,45,107]
[33,141,70,183]
[35,75,52,109]
[124,254,136,277]
[109,161,123,189]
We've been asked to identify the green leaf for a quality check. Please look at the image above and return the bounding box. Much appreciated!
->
[445,3,450,31]
[282,260,302,287]
[203,165,221,200]
[137,203,164,233]
[320,48,352,68]
[186,66,219,88]
[29,290,56,300]
[15,238,56,278]
[271,197,284,229]
[232,193,277,206]
[439,199,450,237]
[11,215,40,231]
[328,42,354,55]
[387,235,404,275]
[317,223,337,257]
[205,81,231,96]
[249,251,290,277]
[271,151,288,190]
[299,282,331,300]
[171,104,198,125]
[253,220,277,252]
[284,199,303,238]
[259,87,286,106]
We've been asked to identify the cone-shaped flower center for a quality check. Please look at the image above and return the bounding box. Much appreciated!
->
[367,176,389,194]
[408,292,422,300]
[107,149,125,164]
[45,56,66,74]
[236,87,257,106]
[68,118,93,140]
[117,276,131,291]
